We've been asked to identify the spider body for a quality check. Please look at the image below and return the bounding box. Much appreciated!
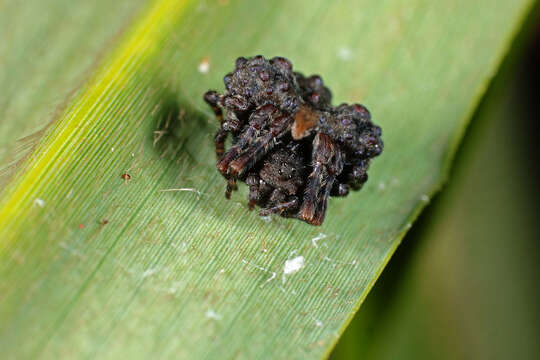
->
[204,56,383,225]
[246,141,307,217]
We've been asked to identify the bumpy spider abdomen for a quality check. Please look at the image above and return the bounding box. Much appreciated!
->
[203,55,383,225]
[224,56,300,114]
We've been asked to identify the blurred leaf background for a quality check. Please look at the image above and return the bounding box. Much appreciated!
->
[1,0,539,359]
[332,8,540,359]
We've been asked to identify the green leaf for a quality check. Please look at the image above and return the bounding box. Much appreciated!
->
[0,0,147,170]
[332,22,540,358]
[0,0,534,358]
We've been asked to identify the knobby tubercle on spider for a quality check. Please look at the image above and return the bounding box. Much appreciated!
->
[203,55,383,226]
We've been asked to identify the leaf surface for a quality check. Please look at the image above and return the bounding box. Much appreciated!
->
[0,0,534,358]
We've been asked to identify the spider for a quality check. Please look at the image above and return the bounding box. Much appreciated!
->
[246,141,307,218]
[204,55,383,225]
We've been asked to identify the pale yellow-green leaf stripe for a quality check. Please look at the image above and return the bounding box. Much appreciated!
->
[0,0,192,243]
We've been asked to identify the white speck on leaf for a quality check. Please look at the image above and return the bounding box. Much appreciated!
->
[282,256,305,284]
[111,147,115,152]
[205,309,222,320]
[34,198,45,207]
[378,182,386,191]
[420,194,430,202]
[314,319,323,327]
[260,215,272,223]
[337,46,352,61]
[198,57,210,74]
[311,233,327,248]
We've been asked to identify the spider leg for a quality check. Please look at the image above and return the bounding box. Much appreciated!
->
[313,154,348,224]
[299,134,330,222]
[203,90,223,123]
[216,104,280,176]
[259,198,299,216]
[227,113,292,178]
[299,133,343,225]
[218,104,292,179]
[204,91,228,157]
[214,129,227,158]
[311,172,336,225]
[225,178,237,199]
[259,189,299,216]
[246,173,262,209]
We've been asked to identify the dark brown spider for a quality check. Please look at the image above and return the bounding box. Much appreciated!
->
[246,141,307,218]
[204,55,383,225]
